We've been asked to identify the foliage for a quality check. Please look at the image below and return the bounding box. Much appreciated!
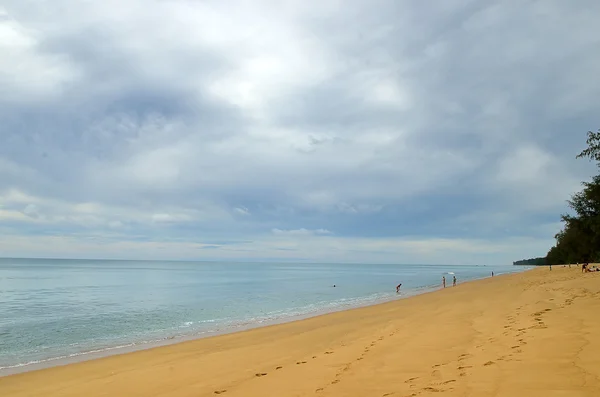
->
[576,129,600,163]
[513,257,546,266]
[543,130,600,264]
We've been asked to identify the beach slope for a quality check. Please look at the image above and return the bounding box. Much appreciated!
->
[1,266,599,396]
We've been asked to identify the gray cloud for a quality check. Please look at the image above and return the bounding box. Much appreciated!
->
[1,0,599,263]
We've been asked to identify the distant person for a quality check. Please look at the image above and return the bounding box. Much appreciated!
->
[333,284,336,287]
[491,271,494,277]
[396,283,402,293]
[453,275,457,287]
[442,276,446,288]
[549,264,552,271]
[582,263,588,273]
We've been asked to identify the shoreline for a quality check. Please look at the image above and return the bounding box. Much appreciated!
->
[0,269,521,378]
[0,283,440,377]
[1,269,516,376]
[3,266,598,396]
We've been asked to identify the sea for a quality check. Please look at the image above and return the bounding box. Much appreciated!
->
[0,258,528,374]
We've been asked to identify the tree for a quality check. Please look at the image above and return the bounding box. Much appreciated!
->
[576,129,600,163]
[545,129,600,264]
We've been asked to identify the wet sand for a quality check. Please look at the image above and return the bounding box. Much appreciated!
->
[1,266,599,396]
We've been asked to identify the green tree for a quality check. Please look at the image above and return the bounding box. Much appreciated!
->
[545,130,600,264]
[576,129,600,163]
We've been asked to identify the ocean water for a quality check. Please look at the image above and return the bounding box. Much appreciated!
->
[0,258,526,372]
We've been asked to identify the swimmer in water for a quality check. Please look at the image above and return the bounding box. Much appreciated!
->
[396,283,402,293]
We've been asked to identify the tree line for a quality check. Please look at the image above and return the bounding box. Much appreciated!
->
[515,129,600,265]
[513,257,546,266]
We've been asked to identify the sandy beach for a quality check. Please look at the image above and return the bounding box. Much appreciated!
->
[1,266,599,397]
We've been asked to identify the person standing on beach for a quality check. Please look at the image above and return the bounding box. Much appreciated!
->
[396,283,402,293]
[492,271,494,277]
[442,276,446,288]
[453,275,457,287]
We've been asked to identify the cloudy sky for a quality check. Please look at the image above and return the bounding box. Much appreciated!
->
[1,0,599,265]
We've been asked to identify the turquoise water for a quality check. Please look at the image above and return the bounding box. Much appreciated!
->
[0,258,526,371]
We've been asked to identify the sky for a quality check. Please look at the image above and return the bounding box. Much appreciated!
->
[1,0,599,265]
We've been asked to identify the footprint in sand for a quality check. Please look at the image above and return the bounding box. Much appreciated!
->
[296,361,307,365]
[276,366,283,370]
[405,377,419,383]
[324,351,334,355]
[458,365,472,370]
[484,361,495,366]
[423,387,441,392]
[331,379,340,384]
[214,390,227,395]
[255,373,268,377]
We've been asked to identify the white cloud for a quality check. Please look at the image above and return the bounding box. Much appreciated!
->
[234,207,250,216]
[22,203,39,218]
[490,144,582,212]
[496,145,552,185]
[0,0,599,263]
[0,9,78,101]
[0,232,552,266]
[272,228,332,236]
[0,189,232,230]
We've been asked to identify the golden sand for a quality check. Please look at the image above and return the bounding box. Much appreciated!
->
[1,266,599,396]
